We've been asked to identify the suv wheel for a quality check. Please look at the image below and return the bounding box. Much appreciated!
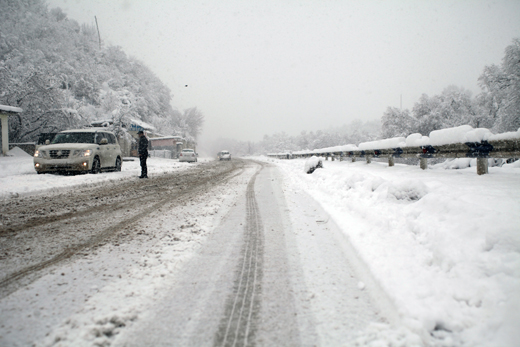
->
[91,157,101,174]
[115,157,122,172]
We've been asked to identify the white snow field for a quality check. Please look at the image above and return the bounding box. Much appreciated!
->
[0,149,519,346]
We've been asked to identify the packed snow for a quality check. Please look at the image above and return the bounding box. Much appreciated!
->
[304,155,322,174]
[0,148,519,346]
[0,148,206,198]
[259,156,520,346]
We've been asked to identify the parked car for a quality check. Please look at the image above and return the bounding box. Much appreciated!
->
[219,150,231,161]
[179,148,197,162]
[33,129,122,174]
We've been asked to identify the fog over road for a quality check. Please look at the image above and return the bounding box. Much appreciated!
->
[0,159,392,346]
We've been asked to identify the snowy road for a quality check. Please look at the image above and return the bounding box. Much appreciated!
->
[0,159,393,346]
[0,159,246,300]
[113,163,388,346]
[1,154,518,346]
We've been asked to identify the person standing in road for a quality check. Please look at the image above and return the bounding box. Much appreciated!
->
[138,130,149,178]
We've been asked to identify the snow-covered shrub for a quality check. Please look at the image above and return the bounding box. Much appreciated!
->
[305,156,323,174]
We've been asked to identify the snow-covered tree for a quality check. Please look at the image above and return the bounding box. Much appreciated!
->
[0,0,203,143]
[478,38,520,132]
[381,107,417,138]
[410,86,477,136]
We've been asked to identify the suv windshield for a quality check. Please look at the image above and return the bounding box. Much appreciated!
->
[52,132,96,144]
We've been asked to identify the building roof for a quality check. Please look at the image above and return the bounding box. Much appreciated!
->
[149,136,184,141]
[61,128,116,134]
[128,118,155,131]
[0,105,23,113]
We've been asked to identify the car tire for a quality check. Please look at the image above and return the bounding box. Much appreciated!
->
[91,157,101,174]
[115,157,122,172]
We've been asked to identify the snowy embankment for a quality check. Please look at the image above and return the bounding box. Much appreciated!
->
[0,147,206,199]
[260,156,520,346]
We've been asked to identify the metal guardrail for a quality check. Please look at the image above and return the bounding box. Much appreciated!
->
[267,138,520,175]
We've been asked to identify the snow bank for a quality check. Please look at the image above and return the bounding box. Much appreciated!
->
[6,146,32,157]
[0,148,35,178]
[267,157,520,346]
[304,155,322,174]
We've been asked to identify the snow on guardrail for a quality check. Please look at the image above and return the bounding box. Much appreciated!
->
[267,125,520,175]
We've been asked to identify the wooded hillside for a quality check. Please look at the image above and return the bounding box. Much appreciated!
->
[0,0,203,143]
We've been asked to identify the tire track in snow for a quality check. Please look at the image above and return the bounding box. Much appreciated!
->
[0,161,246,299]
[214,167,264,347]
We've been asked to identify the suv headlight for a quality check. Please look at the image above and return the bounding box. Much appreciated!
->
[34,150,47,158]
[72,149,92,157]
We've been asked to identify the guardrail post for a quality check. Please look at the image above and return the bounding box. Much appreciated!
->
[331,154,335,161]
[388,157,394,167]
[366,156,371,164]
[477,158,488,175]
[420,158,428,170]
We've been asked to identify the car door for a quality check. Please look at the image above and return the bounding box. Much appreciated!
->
[107,133,118,167]
[99,132,111,168]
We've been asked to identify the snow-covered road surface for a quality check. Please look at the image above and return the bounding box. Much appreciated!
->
[0,158,405,346]
[114,163,393,346]
[0,152,518,346]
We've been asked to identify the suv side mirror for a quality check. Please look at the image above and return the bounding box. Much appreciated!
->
[100,138,108,145]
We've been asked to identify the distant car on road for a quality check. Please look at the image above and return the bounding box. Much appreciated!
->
[219,150,231,161]
[179,148,197,162]
[33,129,122,174]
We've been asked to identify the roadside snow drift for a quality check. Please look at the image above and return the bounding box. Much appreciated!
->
[264,157,520,347]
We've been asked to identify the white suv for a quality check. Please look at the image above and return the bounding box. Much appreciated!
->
[34,129,122,174]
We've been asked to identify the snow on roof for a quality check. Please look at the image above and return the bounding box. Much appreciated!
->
[128,118,155,131]
[61,128,115,133]
[149,136,184,141]
[0,105,23,113]
[90,119,113,126]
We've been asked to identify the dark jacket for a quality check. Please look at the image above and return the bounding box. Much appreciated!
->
[138,135,149,157]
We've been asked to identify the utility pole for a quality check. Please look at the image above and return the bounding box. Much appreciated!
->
[95,16,101,49]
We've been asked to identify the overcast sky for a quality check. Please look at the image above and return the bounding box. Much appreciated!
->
[46,0,520,142]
